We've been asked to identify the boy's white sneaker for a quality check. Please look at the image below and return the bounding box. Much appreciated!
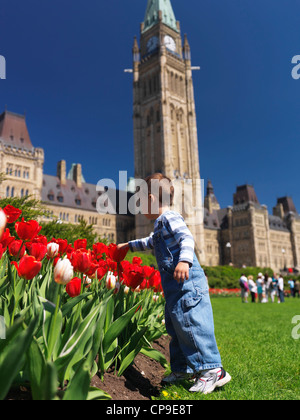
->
[162,372,194,385]
[189,368,231,394]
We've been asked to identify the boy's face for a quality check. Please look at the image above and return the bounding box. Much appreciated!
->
[143,193,160,220]
[139,188,159,220]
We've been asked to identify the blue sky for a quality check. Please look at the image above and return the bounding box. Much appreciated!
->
[0,0,299,211]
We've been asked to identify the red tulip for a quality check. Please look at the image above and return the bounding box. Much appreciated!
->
[70,249,92,274]
[28,242,47,261]
[106,258,117,273]
[96,260,108,280]
[74,239,87,250]
[66,277,82,298]
[15,218,42,241]
[92,242,108,260]
[132,257,143,266]
[0,228,14,248]
[0,243,6,260]
[122,264,145,290]
[86,261,99,277]
[8,240,26,258]
[12,255,42,280]
[107,244,128,263]
[148,270,162,293]
[30,235,48,246]
[143,265,155,278]
[51,238,69,255]
[3,205,22,223]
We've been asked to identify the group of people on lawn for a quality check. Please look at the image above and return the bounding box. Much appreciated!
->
[239,272,300,304]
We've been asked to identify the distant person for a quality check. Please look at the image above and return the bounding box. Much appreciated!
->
[271,274,279,303]
[288,279,295,297]
[239,274,249,303]
[278,275,285,303]
[261,273,269,303]
[295,280,300,298]
[256,273,264,303]
[248,275,257,303]
[265,274,273,302]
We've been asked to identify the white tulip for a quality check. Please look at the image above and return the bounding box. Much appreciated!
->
[47,242,60,258]
[54,258,74,285]
[0,209,7,238]
[106,273,117,290]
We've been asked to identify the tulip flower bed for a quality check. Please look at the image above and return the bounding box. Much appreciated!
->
[209,288,241,298]
[0,206,167,401]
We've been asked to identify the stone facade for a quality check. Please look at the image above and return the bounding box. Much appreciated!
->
[0,110,135,245]
[0,111,44,201]
[132,0,205,263]
[204,181,300,272]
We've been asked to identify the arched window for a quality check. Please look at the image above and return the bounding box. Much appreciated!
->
[11,187,15,198]
[6,186,10,197]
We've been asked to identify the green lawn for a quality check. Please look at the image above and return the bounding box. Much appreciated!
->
[156,297,300,401]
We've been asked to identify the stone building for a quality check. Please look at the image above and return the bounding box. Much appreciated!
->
[0,110,44,201]
[132,0,205,261]
[203,181,300,272]
[0,110,135,245]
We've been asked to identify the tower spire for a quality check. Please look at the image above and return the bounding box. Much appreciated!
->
[143,0,179,33]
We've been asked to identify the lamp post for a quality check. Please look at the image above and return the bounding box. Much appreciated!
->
[282,248,287,272]
[226,242,232,266]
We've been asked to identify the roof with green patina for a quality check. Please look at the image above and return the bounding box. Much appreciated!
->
[143,0,179,33]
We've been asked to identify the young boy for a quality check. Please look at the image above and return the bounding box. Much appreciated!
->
[117,173,231,394]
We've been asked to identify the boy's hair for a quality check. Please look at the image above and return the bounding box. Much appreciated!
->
[144,173,175,207]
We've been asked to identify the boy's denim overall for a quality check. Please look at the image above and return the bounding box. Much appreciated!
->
[153,220,222,374]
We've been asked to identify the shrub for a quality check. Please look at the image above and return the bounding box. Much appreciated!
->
[203,265,273,289]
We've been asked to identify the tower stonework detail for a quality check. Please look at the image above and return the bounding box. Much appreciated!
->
[132,0,206,263]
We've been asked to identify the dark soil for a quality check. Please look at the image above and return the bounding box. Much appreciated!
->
[5,336,170,401]
[91,335,170,400]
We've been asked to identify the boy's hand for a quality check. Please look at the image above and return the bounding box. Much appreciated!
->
[174,262,190,284]
[117,243,130,252]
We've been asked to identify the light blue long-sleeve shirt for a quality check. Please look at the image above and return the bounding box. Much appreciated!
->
[128,211,195,266]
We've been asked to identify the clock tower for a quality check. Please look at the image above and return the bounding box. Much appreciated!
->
[132,0,206,263]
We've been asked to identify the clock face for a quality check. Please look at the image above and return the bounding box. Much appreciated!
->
[164,35,176,52]
[147,36,159,53]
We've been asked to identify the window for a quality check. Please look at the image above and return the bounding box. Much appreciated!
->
[6,186,9,197]
[11,187,15,198]
[21,189,24,198]
[57,194,64,203]
[75,198,81,206]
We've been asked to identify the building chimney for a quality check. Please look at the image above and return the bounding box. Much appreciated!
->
[73,163,82,188]
[57,160,66,185]
[273,203,284,219]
